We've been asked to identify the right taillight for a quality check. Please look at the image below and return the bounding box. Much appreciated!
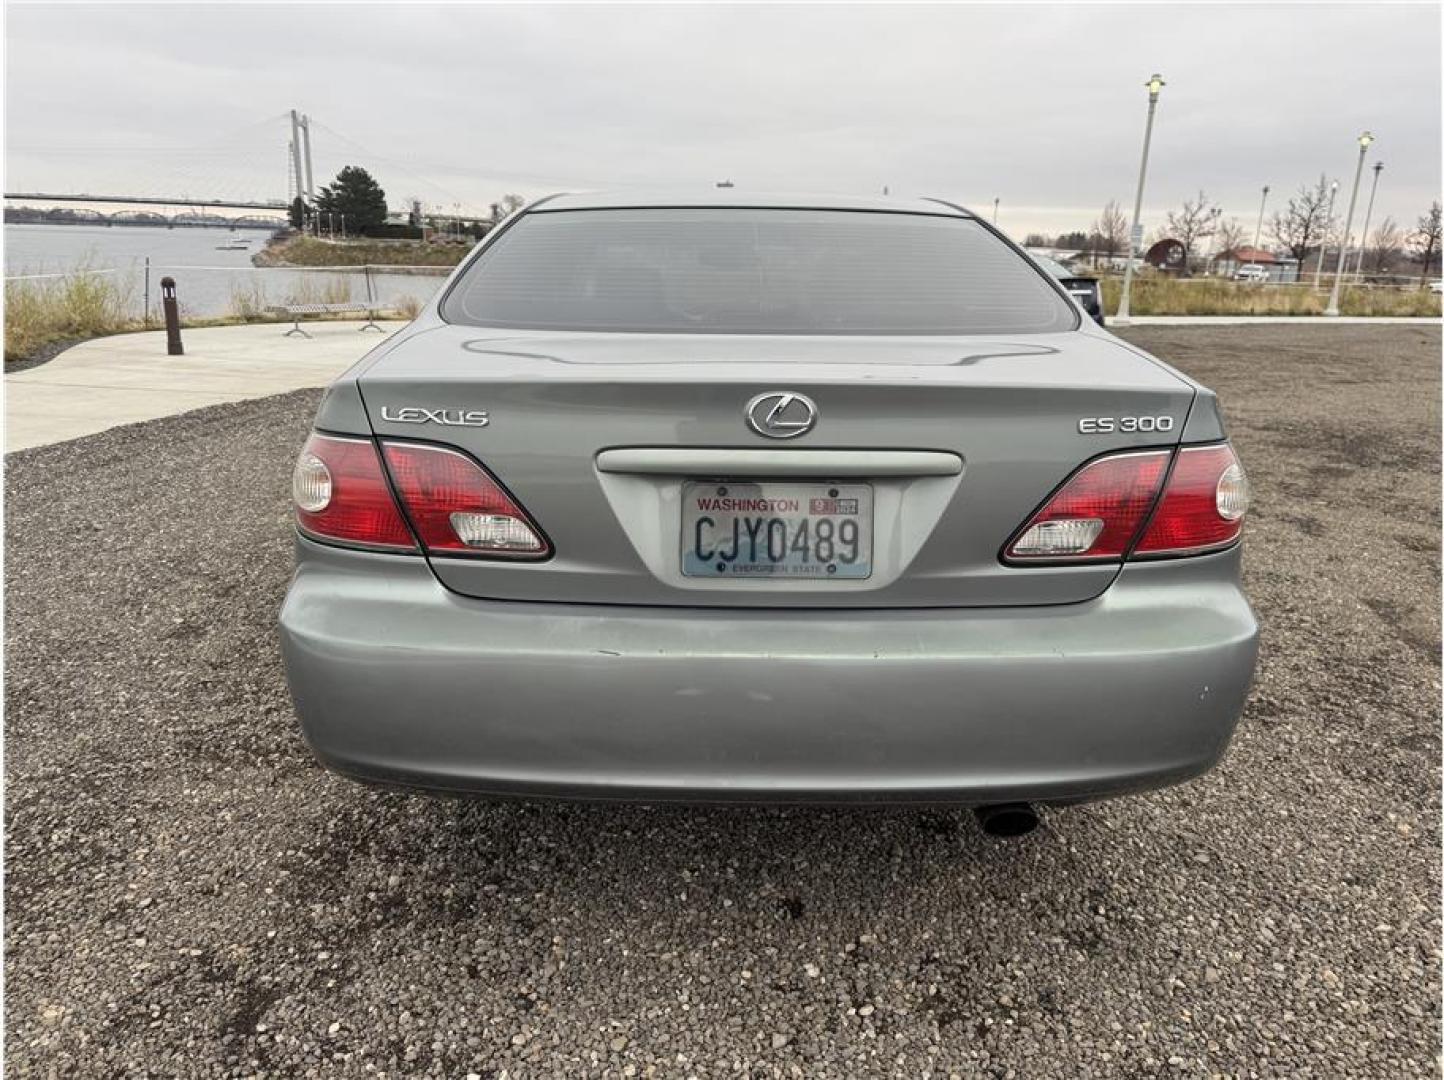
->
[1004,443,1248,564]
[1134,444,1249,556]
[1004,450,1171,562]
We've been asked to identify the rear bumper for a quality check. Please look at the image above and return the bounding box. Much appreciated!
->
[279,539,1258,804]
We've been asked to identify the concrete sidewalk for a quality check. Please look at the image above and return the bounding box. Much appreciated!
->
[4,320,399,452]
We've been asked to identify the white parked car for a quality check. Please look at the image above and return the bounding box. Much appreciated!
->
[1232,265,1269,283]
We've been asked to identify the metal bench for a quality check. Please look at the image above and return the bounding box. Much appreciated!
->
[266,302,385,338]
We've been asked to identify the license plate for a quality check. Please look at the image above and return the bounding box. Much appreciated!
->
[680,481,873,579]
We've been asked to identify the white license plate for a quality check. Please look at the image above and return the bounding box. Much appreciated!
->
[680,481,873,579]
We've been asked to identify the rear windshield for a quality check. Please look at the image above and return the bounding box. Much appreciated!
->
[441,208,1078,335]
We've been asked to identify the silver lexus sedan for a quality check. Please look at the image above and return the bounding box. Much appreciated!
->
[279,191,1258,834]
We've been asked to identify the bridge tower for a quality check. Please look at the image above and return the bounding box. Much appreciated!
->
[289,110,308,207]
[300,115,316,203]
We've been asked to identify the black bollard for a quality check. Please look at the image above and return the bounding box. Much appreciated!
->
[161,276,183,356]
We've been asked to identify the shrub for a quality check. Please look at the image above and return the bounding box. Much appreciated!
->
[4,269,137,361]
[227,280,269,321]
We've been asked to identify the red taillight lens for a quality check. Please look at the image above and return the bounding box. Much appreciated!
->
[292,434,418,552]
[1135,444,1248,556]
[1004,450,1171,562]
[380,442,550,558]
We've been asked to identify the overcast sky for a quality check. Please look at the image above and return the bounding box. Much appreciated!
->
[6,2,1441,238]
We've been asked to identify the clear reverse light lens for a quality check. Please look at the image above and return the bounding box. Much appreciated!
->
[1010,517,1105,557]
[449,512,544,552]
[292,452,332,512]
[1215,462,1249,521]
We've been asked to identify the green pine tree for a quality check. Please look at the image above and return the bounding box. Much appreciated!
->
[314,166,389,236]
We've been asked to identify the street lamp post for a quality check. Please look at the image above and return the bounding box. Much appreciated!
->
[1253,184,1270,250]
[1325,131,1375,317]
[1116,73,1165,325]
[1312,180,1339,289]
[1351,161,1383,281]
[993,197,1000,225]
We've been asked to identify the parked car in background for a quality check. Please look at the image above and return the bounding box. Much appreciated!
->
[280,191,1257,836]
[1429,280,1442,294]
[1032,254,1105,325]
[1233,264,1270,283]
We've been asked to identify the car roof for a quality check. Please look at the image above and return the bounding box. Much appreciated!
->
[531,189,976,217]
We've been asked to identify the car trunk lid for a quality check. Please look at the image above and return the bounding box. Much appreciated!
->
[357,326,1195,608]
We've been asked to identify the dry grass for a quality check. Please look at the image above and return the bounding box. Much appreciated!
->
[226,280,270,321]
[223,275,432,322]
[4,266,413,363]
[4,269,139,361]
[1099,276,1443,318]
[391,294,424,319]
[226,274,357,319]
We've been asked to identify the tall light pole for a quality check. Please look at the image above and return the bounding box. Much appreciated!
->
[992,197,1000,225]
[1253,184,1270,250]
[1312,180,1339,289]
[1326,131,1374,317]
[1352,161,1383,281]
[1115,74,1165,325]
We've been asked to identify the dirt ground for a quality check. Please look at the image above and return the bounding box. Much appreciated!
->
[5,323,1440,1077]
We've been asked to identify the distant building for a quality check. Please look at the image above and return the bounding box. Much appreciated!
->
[1211,247,1300,283]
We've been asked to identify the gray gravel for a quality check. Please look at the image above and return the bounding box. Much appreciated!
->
[5,324,1440,1077]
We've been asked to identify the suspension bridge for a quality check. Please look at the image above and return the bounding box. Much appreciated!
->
[4,110,493,226]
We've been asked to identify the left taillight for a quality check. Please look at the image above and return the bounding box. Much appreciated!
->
[380,442,551,558]
[292,434,418,552]
[292,435,552,559]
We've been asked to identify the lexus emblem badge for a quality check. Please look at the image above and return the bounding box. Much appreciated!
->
[745,392,818,439]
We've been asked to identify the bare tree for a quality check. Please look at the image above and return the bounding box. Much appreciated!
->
[1213,217,1250,258]
[1163,190,1222,273]
[1091,200,1129,265]
[1367,216,1402,275]
[1269,176,1334,275]
[1408,201,1442,285]
[489,193,528,222]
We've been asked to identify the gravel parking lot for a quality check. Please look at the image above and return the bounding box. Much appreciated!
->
[5,324,1440,1078]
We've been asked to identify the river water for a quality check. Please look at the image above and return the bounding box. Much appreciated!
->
[3,224,451,319]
